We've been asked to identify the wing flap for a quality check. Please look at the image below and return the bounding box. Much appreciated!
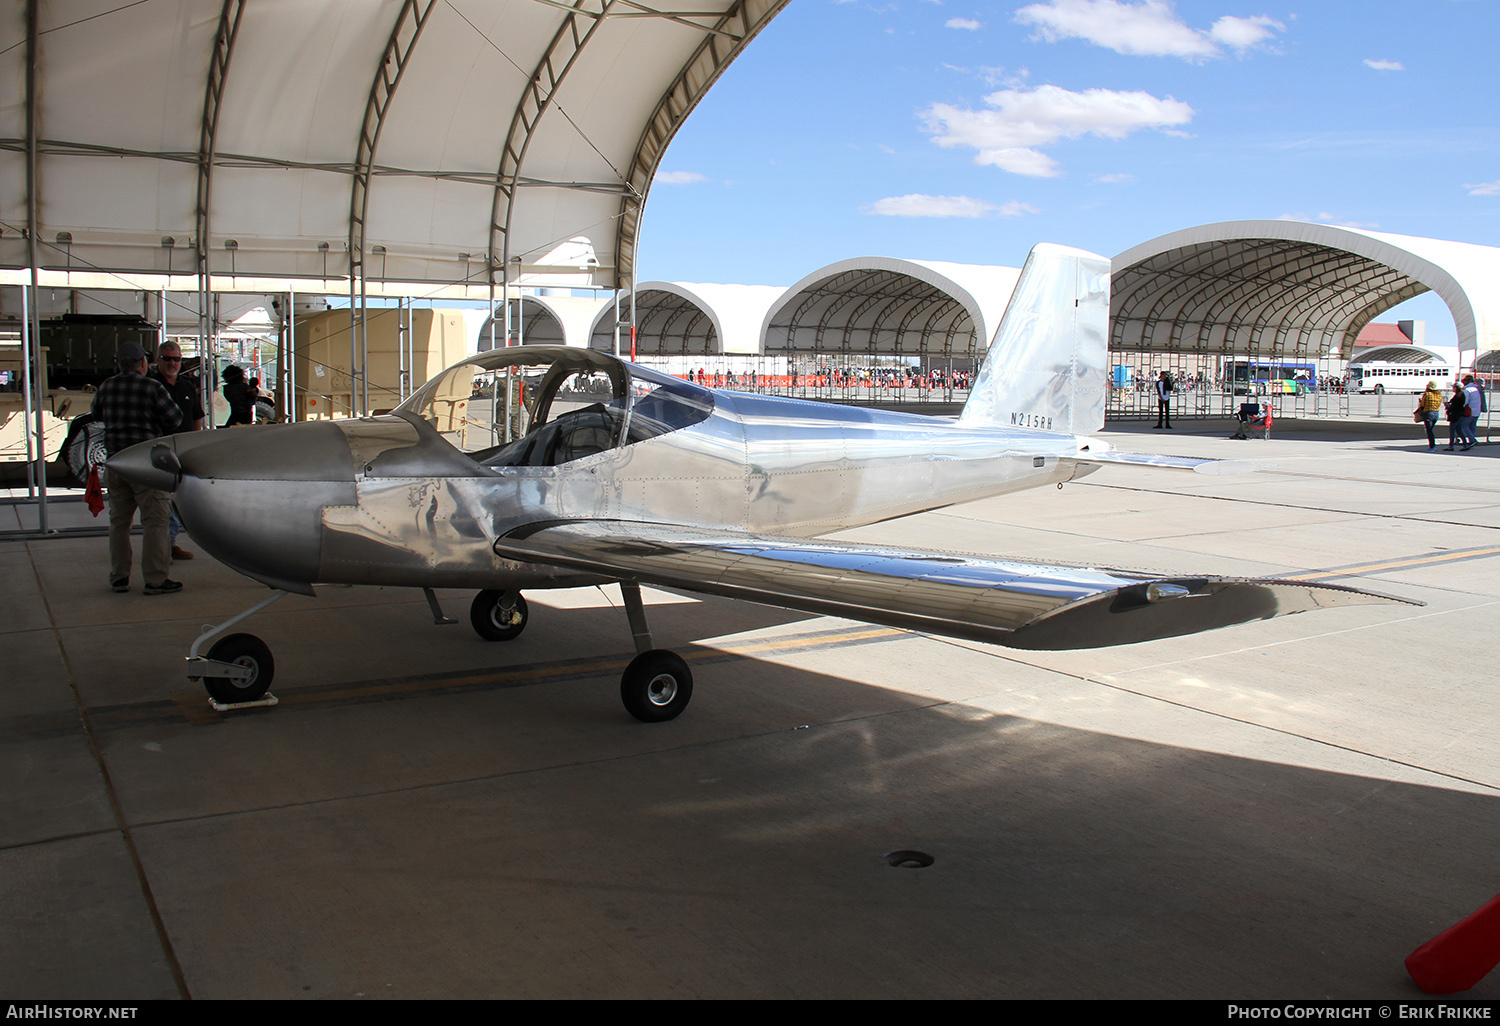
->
[495,521,1417,650]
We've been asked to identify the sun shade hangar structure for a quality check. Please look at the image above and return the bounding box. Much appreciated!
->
[757,257,1020,402]
[479,294,610,349]
[587,281,786,356]
[0,0,789,533]
[1109,220,1500,416]
[764,258,1019,359]
[2,0,789,290]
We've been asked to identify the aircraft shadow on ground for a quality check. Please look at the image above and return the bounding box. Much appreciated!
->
[30,588,1499,1000]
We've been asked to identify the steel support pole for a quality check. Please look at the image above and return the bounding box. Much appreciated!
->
[25,0,48,530]
[19,283,37,501]
[286,289,296,421]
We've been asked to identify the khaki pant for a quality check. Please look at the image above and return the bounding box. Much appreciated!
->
[106,468,172,587]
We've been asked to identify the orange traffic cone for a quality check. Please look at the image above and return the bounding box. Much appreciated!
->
[1406,894,1500,994]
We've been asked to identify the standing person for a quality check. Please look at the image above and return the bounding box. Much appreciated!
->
[1416,380,1444,451]
[1153,369,1174,429]
[1445,382,1467,451]
[221,364,252,426]
[92,342,183,594]
[149,341,204,559]
[1462,374,1485,451]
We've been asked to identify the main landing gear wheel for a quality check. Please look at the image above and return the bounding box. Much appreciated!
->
[620,650,693,722]
[202,633,274,704]
[470,590,529,641]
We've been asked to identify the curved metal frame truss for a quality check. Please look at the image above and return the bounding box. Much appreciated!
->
[767,270,976,360]
[613,0,789,287]
[1113,239,1431,360]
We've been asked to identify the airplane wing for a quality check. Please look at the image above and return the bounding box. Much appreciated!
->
[493,521,1416,651]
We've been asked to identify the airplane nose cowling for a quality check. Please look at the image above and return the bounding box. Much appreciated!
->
[151,424,358,593]
[105,440,182,493]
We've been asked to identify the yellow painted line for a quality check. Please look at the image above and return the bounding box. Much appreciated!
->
[709,626,905,657]
[1281,545,1500,582]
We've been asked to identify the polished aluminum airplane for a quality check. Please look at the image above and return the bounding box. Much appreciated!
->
[109,244,1409,719]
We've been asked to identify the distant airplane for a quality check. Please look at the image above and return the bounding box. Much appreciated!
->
[109,244,1411,719]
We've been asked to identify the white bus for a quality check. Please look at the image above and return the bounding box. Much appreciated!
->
[1348,361,1454,394]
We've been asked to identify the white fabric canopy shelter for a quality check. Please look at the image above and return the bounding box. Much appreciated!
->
[762,258,1021,359]
[589,281,787,354]
[1,0,788,294]
[1350,345,1451,366]
[1112,220,1500,367]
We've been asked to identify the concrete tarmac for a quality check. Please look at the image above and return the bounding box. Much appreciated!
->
[4,416,1500,1000]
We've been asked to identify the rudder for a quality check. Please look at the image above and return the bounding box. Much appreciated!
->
[958,243,1110,435]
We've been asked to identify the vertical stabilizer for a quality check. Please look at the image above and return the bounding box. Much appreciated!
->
[959,243,1110,435]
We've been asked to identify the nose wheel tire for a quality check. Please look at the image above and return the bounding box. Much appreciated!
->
[471,590,529,641]
[202,633,274,704]
[620,650,693,722]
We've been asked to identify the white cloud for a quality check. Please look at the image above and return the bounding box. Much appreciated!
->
[864,194,1038,218]
[994,200,1042,217]
[1363,58,1404,72]
[1093,172,1135,183]
[1209,15,1283,51]
[655,171,707,185]
[946,17,981,30]
[1466,180,1500,196]
[922,84,1194,177]
[1015,1,1283,62]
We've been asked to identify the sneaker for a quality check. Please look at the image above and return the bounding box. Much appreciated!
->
[143,579,183,596]
[111,578,129,593]
[171,545,194,560]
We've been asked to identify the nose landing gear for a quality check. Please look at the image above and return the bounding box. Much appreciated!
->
[188,589,286,710]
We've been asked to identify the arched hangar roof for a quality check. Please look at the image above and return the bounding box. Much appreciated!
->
[478,293,609,349]
[588,282,786,355]
[0,0,788,295]
[1112,220,1500,361]
[1349,345,1450,365]
[761,258,1020,358]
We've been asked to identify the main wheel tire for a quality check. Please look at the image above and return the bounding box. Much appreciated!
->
[620,650,693,722]
[203,633,274,704]
[1375,384,1386,394]
[471,590,529,641]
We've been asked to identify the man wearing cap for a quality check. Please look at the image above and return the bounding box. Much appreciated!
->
[1461,374,1485,451]
[92,342,184,594]
[148,340,204,560]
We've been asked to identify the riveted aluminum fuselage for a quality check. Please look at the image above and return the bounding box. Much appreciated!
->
[114,360,1093,596]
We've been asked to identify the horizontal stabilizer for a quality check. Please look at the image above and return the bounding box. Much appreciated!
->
[494,521,1416,651]
[1069,449,1269,475]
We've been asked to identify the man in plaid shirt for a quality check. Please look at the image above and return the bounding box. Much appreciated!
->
[92,342,183,595]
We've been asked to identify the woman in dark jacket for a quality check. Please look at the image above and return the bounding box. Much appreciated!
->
[1445,382,1467,451]
[221,364,252,427]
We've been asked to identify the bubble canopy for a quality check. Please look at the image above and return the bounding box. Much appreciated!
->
[397,346,713,468]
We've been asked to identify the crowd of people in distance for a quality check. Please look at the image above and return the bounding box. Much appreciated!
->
[682,365,973,394]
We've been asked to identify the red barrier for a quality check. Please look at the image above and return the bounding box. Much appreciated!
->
[1406,893,1500,994]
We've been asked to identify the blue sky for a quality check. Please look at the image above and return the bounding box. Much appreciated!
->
[635,0,1500,349]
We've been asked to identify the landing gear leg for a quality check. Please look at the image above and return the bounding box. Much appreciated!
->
[617,581,693,722]
[188,589,287,708]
